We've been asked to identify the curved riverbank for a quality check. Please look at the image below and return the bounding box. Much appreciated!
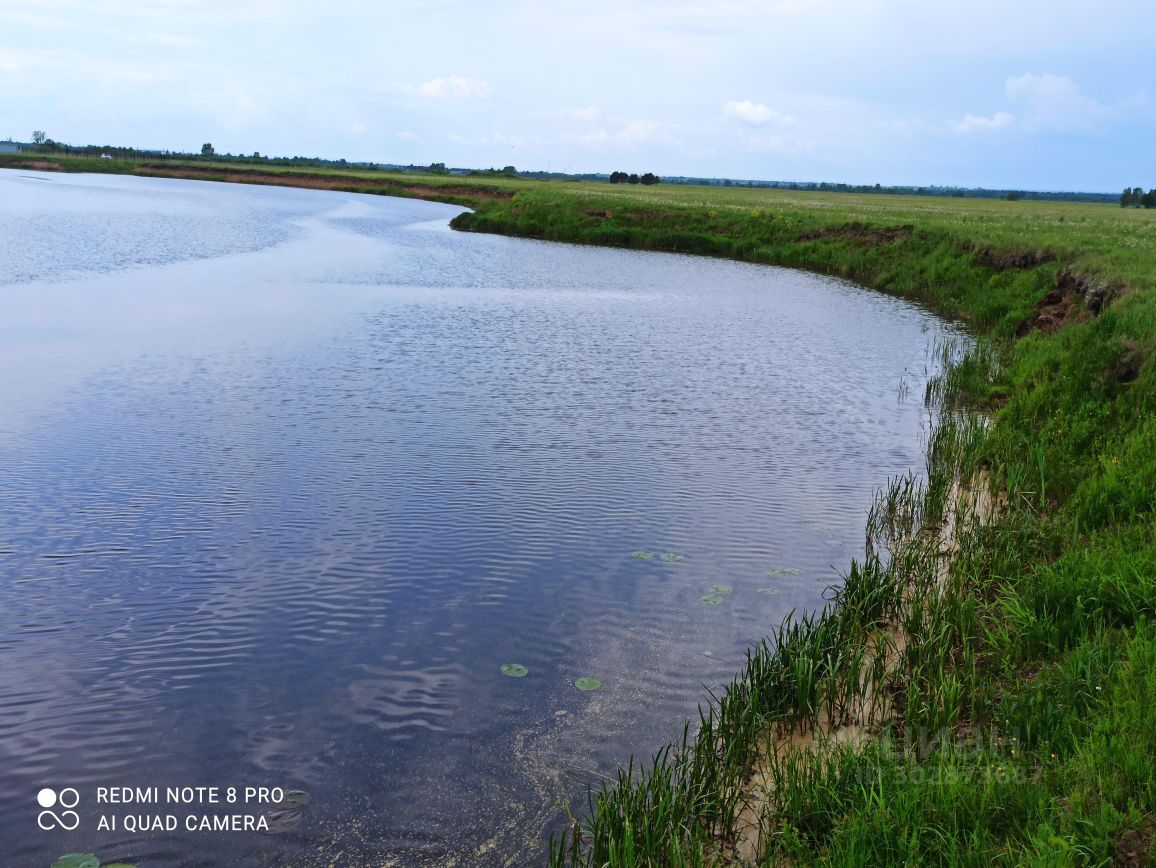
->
[454,185,1154,866]
[4,157,1153,864]
[450,184,1155,867]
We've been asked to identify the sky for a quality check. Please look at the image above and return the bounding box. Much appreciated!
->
[2,0,1154,191]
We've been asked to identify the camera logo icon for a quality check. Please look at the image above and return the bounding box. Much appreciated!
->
[37,787,80,831]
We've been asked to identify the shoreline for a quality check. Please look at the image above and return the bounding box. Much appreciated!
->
[5,156,1153,865]
[729,470,1003,862]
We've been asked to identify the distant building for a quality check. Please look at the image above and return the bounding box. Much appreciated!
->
[0,140,27,154]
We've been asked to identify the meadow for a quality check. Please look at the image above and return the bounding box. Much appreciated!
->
[5,154,1153,865]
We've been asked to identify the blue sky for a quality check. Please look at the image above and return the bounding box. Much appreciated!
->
[2,0,1154,190]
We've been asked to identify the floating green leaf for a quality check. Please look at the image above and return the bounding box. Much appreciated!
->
[701,594,724,605]
[52,857,100,868]
[660,552,685,562]
[501,663,528,678]
[757,587,779,596]
[263,807,303,834]
[575,677,603,691]
[709,585,734,596]
[631,550,654,560]
[278,789,312,808]
[765,568,803,577]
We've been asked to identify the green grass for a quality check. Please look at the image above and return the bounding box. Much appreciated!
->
[452,183,1156,340]
[5,154,1155,865]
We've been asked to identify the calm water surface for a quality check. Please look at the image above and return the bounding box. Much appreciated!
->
[0,171,960,866]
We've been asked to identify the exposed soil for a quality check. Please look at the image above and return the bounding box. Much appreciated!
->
[23,161,65,171]
[974,246,1056,270]
[623,208,668,223]
[132,165,514,202]
[728,473,1002,863]
[1114,822,1155,867]
[1110,339,1144,385]
[1018,267,1115,335]
[1030,287,1090,334]
[799,222,913,246]
[393,182,514,201]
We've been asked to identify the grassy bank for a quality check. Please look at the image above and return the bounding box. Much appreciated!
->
[460,185,1154,865]
[453,187,1155,864]
[6,155,1154,864]
[0,152,518,207]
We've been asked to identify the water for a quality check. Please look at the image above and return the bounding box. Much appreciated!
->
[0,171,960,866]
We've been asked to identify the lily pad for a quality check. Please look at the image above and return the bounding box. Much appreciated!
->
[575,677,603,691]
[277,789,312,808]
[631,550,655,560]
[501,663,528,678]
[757,587,779,596]
[660,552,685,562]
[262,807,303,835]
[765,568,803,577]
[709,585,734,596]
[701,594,724,605]
[52,857,100,868]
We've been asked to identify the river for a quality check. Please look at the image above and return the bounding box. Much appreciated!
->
[0,170,959,866]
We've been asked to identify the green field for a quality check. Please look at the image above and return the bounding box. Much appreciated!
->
[5,154,1154,865]
[464,180,1156,298]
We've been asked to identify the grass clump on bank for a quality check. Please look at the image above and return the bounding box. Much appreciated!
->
[4,155,1154,864]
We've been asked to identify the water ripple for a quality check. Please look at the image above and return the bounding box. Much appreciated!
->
[0,172,963,866]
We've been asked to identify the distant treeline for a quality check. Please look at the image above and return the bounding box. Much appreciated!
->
[608,171,661,185]
[22,139,401,171]
[660,176,1120,204]
[8,136,1127,204]
[1120,187,1156,208]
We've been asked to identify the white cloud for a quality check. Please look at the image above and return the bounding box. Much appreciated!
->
[350,122,367,135]
[396,130,420,141]
[531,105,602,122]
[563,105,601,122]
[615,119,659,144]
[1006,73,1080,105]
[572,120,680,149]
[740,132,809,153]
[447,131,539,149]
[414,75,491,99]
[1004,73,1108,132]
[721,100,794,125]
[955,111,1013,133]
[955,74,1130,136]
[742,133,789,152]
